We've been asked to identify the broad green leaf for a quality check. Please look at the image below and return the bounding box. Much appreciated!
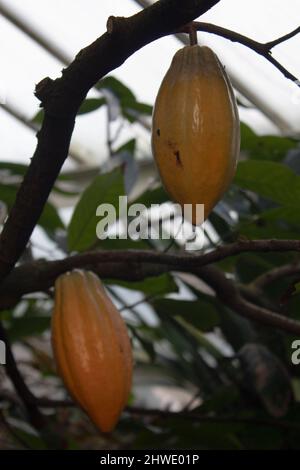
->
[0,183,64,235]
[97,76,136,101]
[97,76,152,123]
[97,237,150,250]
[68,168,125,251]
[234,160,300,205]
[39,202,65,234]
[0,162,28,176]
[128,324,156,361]
[235,253,274,283]
[293,282,300,296]
[199,386,240,414]
[32,98,107,123]
[238,218,300,240]
[114,138,136,155]
[78,97,106,115]
[6,418,47,450]
[153,298,219,332]
[241,122,296,161]
[133,186,169,207]
[123,99,152,116]
[260,205,300,225]
[123,100,153,122]
[31,109,44,125]
[154,314,217,391]
[8,316,51,342]
[107,274,178,296]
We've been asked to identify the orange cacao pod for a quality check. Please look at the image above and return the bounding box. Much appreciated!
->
[51,270,132,433]
[152,45,240,224]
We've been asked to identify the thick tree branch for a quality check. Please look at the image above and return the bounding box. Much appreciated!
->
[0,0,220,285]
[1,241,300,334]
[1,238,300,308]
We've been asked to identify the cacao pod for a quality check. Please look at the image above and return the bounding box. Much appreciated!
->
[51,269,132,433]
[152,45,240,224]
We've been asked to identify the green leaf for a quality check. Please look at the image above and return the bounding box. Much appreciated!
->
[0,162,28,176]
[133,186,169,207]
[96,76,152,123]
[32,97,106,124]
[8,316,51,342]
[38,202,65,234]
[0,183,64,235]
[114,138,136,155]
[123,100,152,116]
[128,324,156,361]
[96,237,150,251]
[122,100,153,122]
[108,274,178,296]
[260,205,300,226]
[7,418,47,449]
[293,282,300,296]
[235,253,274,283]
[97,76,136,101]
[68,168,125,252]
[153,298,219,332]
[238,218,300,240]
[234,160,300,205]
[31,109,44,125]
[241,122,296,161]
[199,386,240,414]
[78,97,106,115]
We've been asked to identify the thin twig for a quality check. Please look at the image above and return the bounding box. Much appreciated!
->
[179,21,300,86]
[0,322,45,429]
[252,261,300,290]
[266,26,300,49]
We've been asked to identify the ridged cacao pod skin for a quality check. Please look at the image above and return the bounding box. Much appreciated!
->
[51,270,132,433]
[152,45,240,224]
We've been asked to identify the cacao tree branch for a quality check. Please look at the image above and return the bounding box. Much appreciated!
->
[0,0,220,286]
[1,242,300,335]
[1,238,300,308]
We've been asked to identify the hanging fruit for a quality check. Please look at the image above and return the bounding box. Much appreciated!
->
[152,45,240,224]
[51,269,133,433]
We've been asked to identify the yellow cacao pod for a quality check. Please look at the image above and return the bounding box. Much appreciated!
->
[51,270,132,433]
[152,45,240,224]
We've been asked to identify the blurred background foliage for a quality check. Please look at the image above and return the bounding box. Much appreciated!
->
[1,74,300,450]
